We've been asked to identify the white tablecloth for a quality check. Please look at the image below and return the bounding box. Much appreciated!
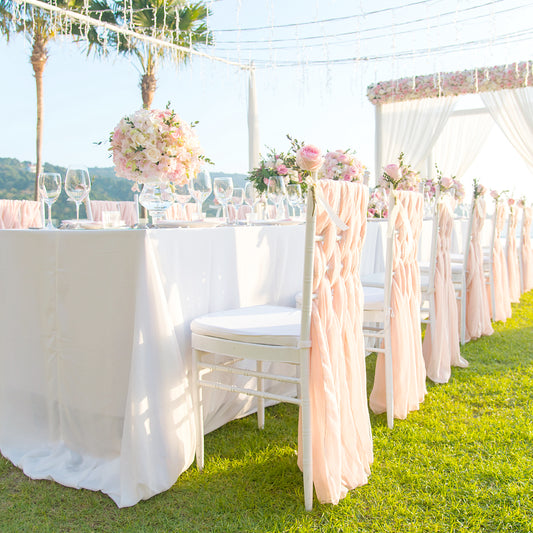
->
[0,226,304,507]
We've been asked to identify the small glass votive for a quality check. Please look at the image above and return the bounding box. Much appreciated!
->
[102,210,121,229]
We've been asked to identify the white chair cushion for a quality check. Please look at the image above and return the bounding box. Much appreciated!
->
[450,253,464,263]
[361,271,385,288]
[451,262,463,274]
[191,305,301,347]
[363,286,384,310]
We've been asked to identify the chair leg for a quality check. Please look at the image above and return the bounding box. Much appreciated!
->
[300,349,313,511]
[460,276,467,345]
[191,348,204,471]
[384,324,394,429]
[257,360,264,430]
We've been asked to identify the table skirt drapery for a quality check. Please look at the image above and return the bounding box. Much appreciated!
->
[0,226,305,506]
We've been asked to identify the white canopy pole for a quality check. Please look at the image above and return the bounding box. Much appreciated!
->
[374,104,382,187]
[248,65,260,171]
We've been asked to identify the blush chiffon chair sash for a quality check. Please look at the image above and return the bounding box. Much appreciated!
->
[521,207,533,292]
[491,202,512,322]
[90,200,138,227]
[423,195,467,383]
[0,199,42,229]
[298,180,373,505]
[506,208,521,303]
[465,198,494,341]
[369,190,426,419]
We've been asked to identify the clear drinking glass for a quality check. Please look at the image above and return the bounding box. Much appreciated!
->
[244,182,257,223]
[286,184,302,217]
[213,177,233,223]
[65,166,91,228]
[139,182,174,227]
[189,168,212,220]
[173,181,192,220]
[38,172,62,229]
[231,187,244,223]
[267,176,287,219]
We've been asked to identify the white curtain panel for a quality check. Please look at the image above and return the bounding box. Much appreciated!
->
[481,87,533,174]
[379,96,457,171]
[433,112,494,179]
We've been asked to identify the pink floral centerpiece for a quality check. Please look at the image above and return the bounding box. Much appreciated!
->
[110,108,204,189]
[379,152,420,191]
[319,150,365,182]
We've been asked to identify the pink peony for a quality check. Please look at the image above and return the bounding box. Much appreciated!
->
[296,145,323,172]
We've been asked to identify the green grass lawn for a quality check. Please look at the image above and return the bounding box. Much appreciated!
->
[1,292,532,532]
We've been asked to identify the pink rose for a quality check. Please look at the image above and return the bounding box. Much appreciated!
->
[478,184,487,195]
[440,176,454,189]
[490,189,499,199]
[508,198,515,206]
[275,164,288,175]
[296,145,323,172]
[383,163,400,180]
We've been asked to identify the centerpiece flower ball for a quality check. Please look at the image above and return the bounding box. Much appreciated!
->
[110,108,204,188]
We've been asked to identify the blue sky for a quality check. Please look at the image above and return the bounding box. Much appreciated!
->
[1,0,533,198]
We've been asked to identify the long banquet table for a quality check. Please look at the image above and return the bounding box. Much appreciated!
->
[0,225,304,507]
[0,216,471,506]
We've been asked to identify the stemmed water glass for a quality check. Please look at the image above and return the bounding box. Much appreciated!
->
[231,187,244,223]
[244,182,257,223]
[213,177,233,224]
[65,166,91,228]
[267,176,287,220]
[38,172,62,229]
[173,181,192,220]
[189,168,212,220]
[286,184,302,217]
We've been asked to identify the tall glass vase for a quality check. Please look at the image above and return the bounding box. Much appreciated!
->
[139,182,173,227]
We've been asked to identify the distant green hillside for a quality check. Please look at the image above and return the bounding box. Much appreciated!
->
[0,157,248,221]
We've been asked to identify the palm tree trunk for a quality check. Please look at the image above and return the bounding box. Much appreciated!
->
[31,32,48,201]
[141,51,157,109]
[141,71,157,109]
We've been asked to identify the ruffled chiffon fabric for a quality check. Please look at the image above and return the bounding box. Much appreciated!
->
[0,199,42,229]
[299,180,373,505]
[465,198,494,341]
[491,202,512,322]
[90,200,138,227]
[506,208,521,303]
[369,191,427,419]
[521,207,533,292]
[423,196,468,383]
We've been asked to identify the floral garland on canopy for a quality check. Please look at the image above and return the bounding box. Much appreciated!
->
[110,107,207,189]
[367,61,533,105]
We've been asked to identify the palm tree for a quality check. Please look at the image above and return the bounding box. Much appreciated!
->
[0,0,87,199]
[103,0,213,109]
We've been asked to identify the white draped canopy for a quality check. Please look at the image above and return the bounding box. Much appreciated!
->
[374,82,533,183]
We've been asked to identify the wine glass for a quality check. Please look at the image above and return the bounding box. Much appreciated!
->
[267,176,287,220]
[173,181,192,220]
[213,177,233,224]
[38,172,62,229]
[231,187,244,223]
[244,182,257,223]
[286,184,302,217]
[189,169,212,220]
[65,166,91,228]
